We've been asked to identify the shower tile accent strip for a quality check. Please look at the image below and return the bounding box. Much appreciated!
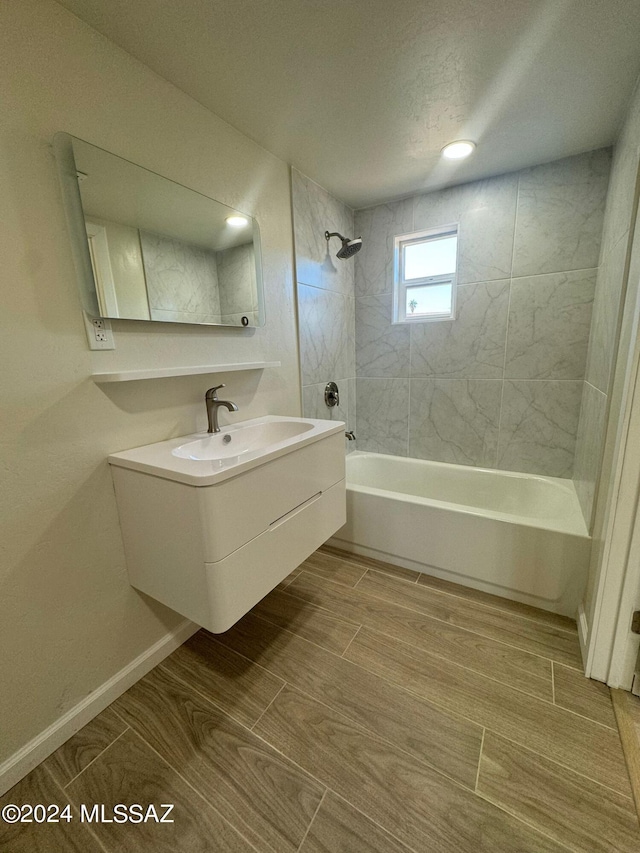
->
[4,546,638,852]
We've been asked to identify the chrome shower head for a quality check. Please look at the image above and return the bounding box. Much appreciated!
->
[325,231,363,259]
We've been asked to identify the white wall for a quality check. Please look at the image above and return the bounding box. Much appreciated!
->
[0,0,299,770]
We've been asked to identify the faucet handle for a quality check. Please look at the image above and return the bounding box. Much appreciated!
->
[205,384,225,400]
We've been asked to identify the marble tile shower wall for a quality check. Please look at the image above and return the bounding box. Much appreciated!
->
[292,169,356,450]
[575,86,640,528]
[140,230,222,324]
[353,149,611,478]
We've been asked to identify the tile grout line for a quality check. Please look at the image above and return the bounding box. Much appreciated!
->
[475,790,578,853]
[40,761,112,853]
[253,678,583,853]
[118,726,265,853]
[295,788,327,853]
[474,728,486,793]
[479,726,636,802]
[319,548,421,586]
[234,614,625,795]
[340,625,362,658]
[257,591,360,634]
[317,552,580,636]
[496,175,520,465]
[346,619,619,730]
[205,616,622,790]
[292,570,582,671]
[215,635,486,797]
[284,578,565,698]
[353,377,588,384]
[338,571,583,658]
[248,601,552,708]
[155,657,284,734]
[413,574,577,635]
[62,726,131,790]
[340,636,635,801]
[254,708,427,853]
[250,683,286,732]
[264,678,481,794]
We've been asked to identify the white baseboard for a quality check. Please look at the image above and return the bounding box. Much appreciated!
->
[0,619,198,797]
[577,602,589,669]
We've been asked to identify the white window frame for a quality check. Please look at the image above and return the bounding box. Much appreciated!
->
[393,223,459,324]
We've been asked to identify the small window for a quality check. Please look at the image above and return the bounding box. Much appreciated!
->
[393,225,459,323]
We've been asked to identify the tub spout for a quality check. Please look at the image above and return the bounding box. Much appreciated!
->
[345,430,356,441]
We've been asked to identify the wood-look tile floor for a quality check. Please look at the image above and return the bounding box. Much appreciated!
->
[4,546,640,852]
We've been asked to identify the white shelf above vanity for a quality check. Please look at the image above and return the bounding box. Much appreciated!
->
[91,361,281,383]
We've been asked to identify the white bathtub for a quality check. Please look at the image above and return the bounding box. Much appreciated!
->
[329,451,591,617]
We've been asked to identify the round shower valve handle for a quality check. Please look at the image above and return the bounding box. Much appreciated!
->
[324,381,340,408]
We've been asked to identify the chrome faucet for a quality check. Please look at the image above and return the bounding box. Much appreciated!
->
[205,384,239,433]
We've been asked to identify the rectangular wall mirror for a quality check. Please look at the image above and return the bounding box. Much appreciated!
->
[54,133,265,327]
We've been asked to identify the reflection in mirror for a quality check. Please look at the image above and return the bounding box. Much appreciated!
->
[54,133,264,327]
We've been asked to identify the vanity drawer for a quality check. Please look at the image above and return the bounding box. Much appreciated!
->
[197,431,344,560]
[121,479,346,634]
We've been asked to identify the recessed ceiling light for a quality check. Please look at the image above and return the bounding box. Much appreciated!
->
[226,215,249,228]
[441,140,476,161]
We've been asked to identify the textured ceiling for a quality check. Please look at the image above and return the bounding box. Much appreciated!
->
[57,0,640,208]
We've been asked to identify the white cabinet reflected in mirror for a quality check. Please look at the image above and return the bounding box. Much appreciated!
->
[54,133,264,327]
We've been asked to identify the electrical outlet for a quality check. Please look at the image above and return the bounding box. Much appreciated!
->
[83,312,115,350]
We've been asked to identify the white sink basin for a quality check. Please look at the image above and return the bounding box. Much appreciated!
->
[108,415,345,486]
[172,420,314,461]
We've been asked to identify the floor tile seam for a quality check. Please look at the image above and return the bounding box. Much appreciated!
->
[247,612,366,665]
[239,733,421,853]
[414,575,578,636]
[302,563,366,589]
[263,679,481,795]
[156,658,284,732]
[469,725,635,803]
[278,573,301,591]
[320,550,576,633]
[357,567,423,588]
[240,610,554,715]
[233,613,485,745]
[348,619,555,701]
[352,625,622,732]
[472,789,585,853]
[269,587,362,631]
[112,724,267,853]
[340,637,632,797]
[274,586,557,699]
[306,789,421,853]
[340,623,552,704]
[356,575,582,649]
[250,683,286,732]
[252,602,361,643]
[340,625,362,658]
[253,680,580,853]
[61,726,131,791]
[40,762,112,853]
[474,729,486,793]
[317,550,420,585]
[333,580,583,668]
[116,668,329,819]
[294,788,326,853]
[298,568,581,659]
